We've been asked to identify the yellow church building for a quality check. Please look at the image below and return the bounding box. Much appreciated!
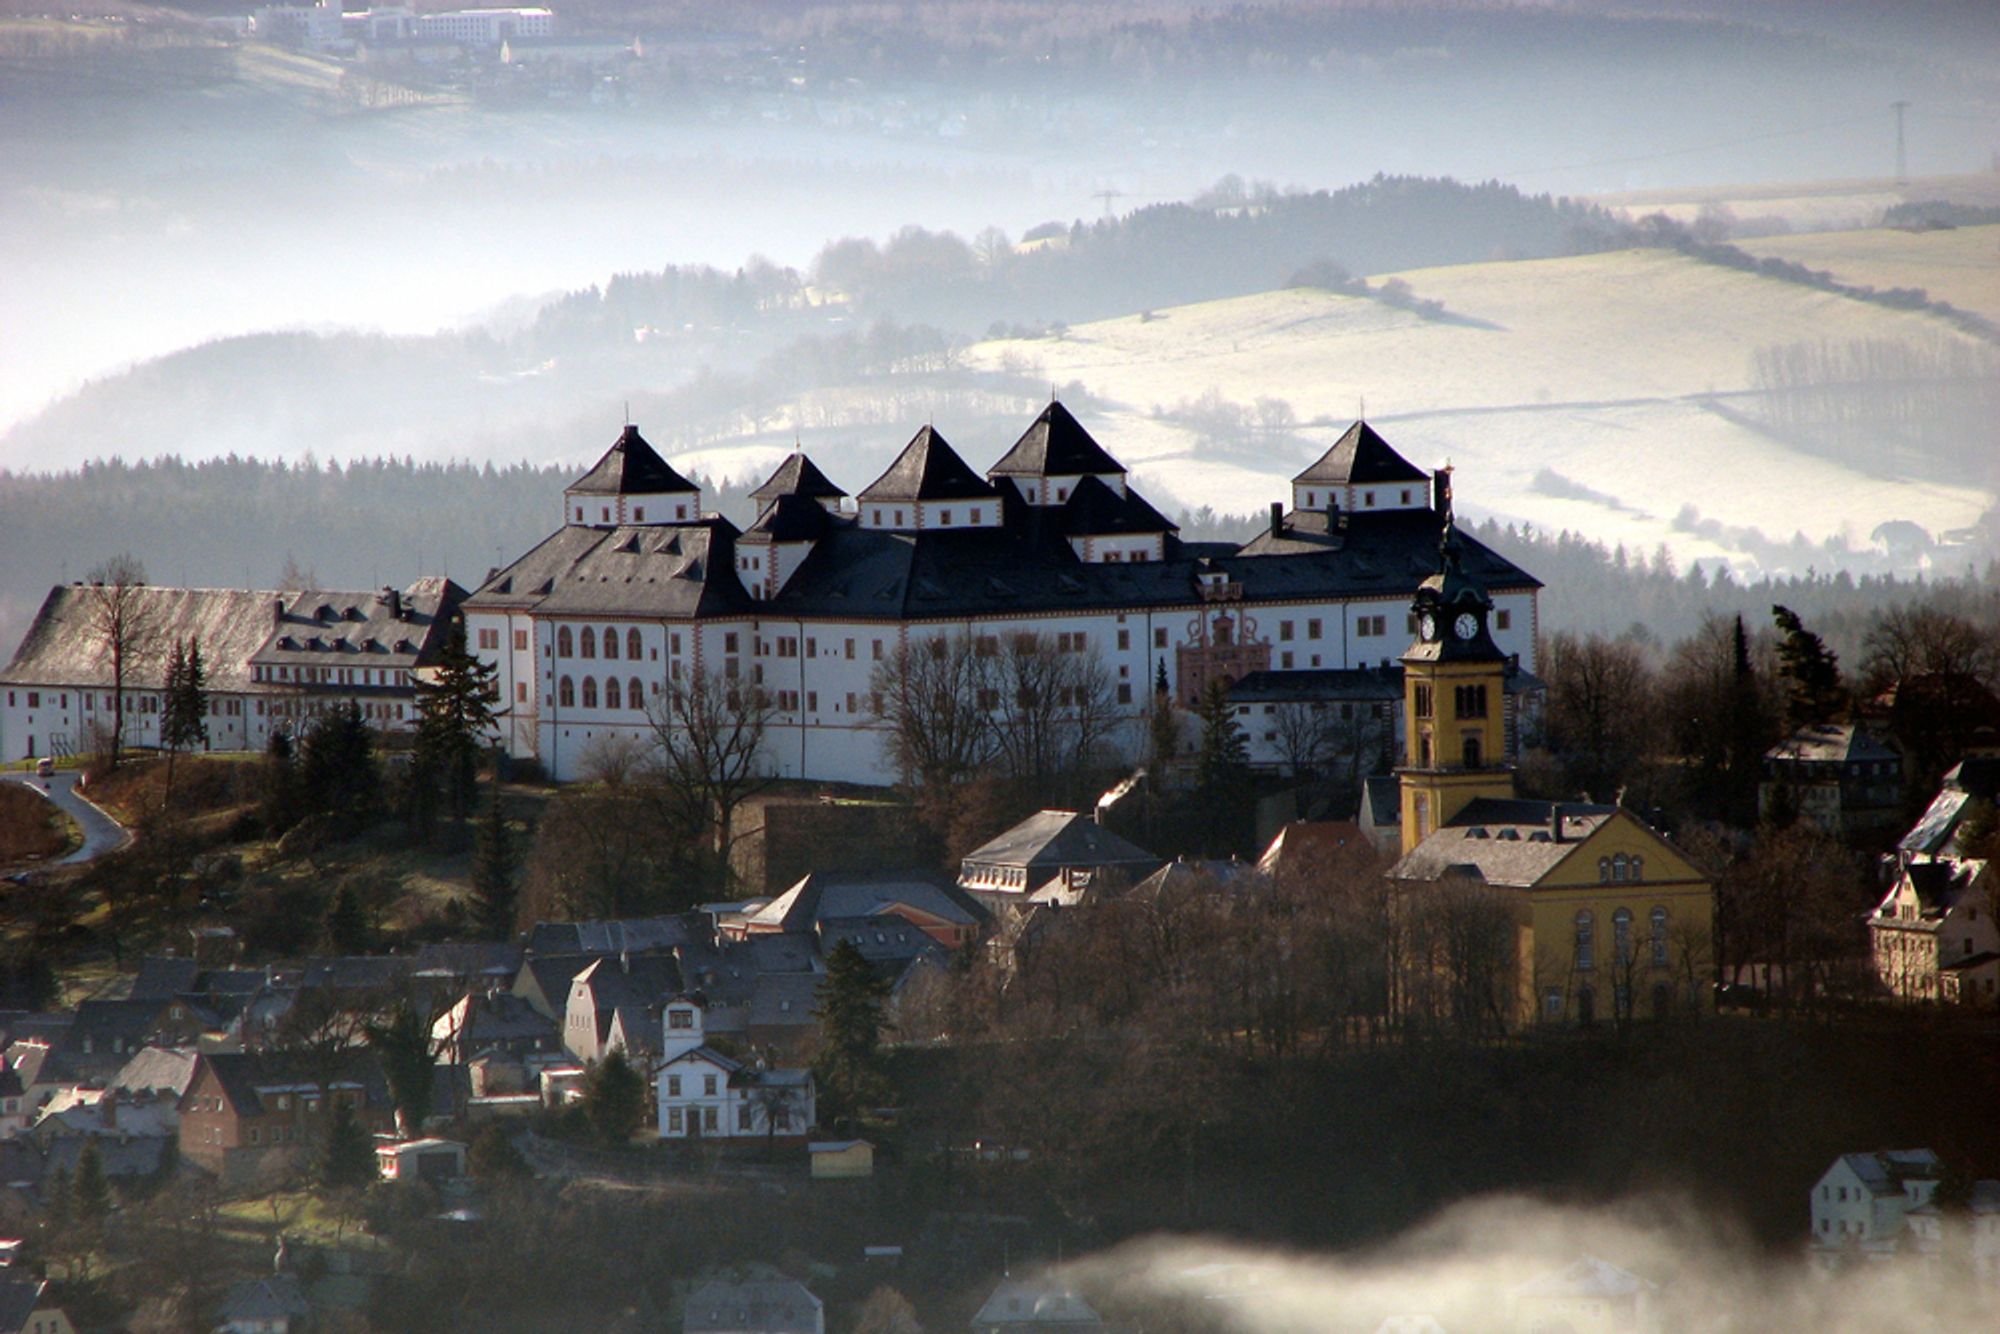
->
[1388,522,1714,1026]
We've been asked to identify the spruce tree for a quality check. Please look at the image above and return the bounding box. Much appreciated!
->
[1193,678,1252,854]
[1771,605,1846,732]
[412,623,502,823]
[320,1101,377,1189]
[325,885,370,955]
[299,703,379,829]
[814,939,891,1118]
[470,787,519,941]
[581,1049,647,1147]
[74,1139,112,1226]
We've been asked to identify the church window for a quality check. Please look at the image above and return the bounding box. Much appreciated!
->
[1632,855,1644,882]
[1414,684,1434,719]
[581,678,598,709]
[1575,911,1595,970]
[1461,735,1481,768]
[1598,858,1611,883]
[604,678,622,710]
[558,677,574,708]
[557,627,573,657]
[1651,908,1669,966]
[1454,684,1489,719]
[1613,908,1633,964]
[580,628,596,658]
[1418,733,1433,767]
[1612,854,1629,882]
[629,678,643,710]
[603,627,618,660]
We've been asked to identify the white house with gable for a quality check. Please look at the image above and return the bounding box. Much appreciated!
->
[1809,1148,1942,1267]
[654,996,814,1140]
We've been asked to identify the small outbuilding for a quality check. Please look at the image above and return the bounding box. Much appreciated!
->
[376,1137,466,1183]
[808,1139,874,1179]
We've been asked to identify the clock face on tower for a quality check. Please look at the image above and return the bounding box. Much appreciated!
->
[1454,612,1479,641]
[1419,613,1436,642]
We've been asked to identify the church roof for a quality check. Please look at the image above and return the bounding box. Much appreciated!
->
[749,452,846,506]
[1388,799,1618,887]
[566,425,697,497]
[856,426,999,503]
[989,400,1126,478]
[1293,421,1428,486]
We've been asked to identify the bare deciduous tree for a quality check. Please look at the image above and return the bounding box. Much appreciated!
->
[645,666,777,863]
[81,552,160,768]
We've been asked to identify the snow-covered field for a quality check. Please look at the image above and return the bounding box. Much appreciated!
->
[1737,224,2000,327]
[958,247,1994,577]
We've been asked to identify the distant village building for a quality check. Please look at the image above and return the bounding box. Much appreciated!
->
[654,997,814,1142]
[178,1050,395,1187]
[462,409,1541,785]
[1873,758,2000,1006]
[0,578,463,763]
[969,1275,1105,1332]
[957,810,1160,909]
[1809,1149,1943,1267]
[683,1278,824,1334]
[1758,723,1904,836]
[1509,1256,1658,1333]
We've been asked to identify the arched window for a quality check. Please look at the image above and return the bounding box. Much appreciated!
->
[582,677,599,708]
[1633,855,1645,882]
[558,676,574,708]
[557,626,573,657]
[1651,907,1669,967]
[1461,735,1481,768]
[1598,857,1611,883]
[1575,910,1595,971]
[580,627,596,659]
[1612,853,1629,882]
[627,628,642,660]
[629,677,644,710]
[603,627,618,660]
[1613,907,1633,964]
[604,677,622,710]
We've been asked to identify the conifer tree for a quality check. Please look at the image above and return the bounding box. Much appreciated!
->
[325,885,370,955]
[581,1049,647,1147]
[320,1101,376,1190]
[412,622,502,824]
[1193,678,1253,854]
[814,939,891,1118]
[470,787,519,940]
[1771,605,1846,732]
[74,1139,112,1227]
[299,703,379,829]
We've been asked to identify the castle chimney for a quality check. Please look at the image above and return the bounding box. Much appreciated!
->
[273,598,286,629]
[1433,467,1454,520]
[1269,502,1284,536]
[101,1088,117,1129]
[1549,805,1563,844]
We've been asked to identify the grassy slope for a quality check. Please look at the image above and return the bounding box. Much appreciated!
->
[962,247,1992,569]
[0,782,77,864]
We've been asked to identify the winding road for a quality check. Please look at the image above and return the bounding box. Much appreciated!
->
[2,771,132,867]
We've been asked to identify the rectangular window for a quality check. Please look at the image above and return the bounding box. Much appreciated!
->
[1415,684,1434,719]
[1117,684,1133,704]
[477,628,499,650]
[703,1075,717,1097]
[669,1010,693,1030]
[1307,619,1322,639]
[872,640,884,661]
[1496,610,1512,631]
[846,692,858,713]
[1280,621,1294,642]
[516,682,528,703]
[1117,629,1131,651]
[668,1108,684,1133]
[668,1076,682,1096]
[1154,627,1168,649]
[844,638,855,659]
[703,1107,719,1133]
[806,691,818,712]
[724,633,739,653]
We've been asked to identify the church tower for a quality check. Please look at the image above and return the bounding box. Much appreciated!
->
[1398,516,1514,854]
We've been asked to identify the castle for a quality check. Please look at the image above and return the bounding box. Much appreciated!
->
[464,403,1542,785]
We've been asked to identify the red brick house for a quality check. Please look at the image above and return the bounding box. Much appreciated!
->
[178,1051,393,1187]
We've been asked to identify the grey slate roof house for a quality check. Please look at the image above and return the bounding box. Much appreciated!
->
[958,810,1160,906]
[683,1278,823,1334]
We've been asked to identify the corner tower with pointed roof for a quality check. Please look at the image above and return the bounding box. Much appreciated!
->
[988,400,1130,504]
[564,424,701,528]
[856,425,1000,532]
[749,452,848,514]
[1398,517,1515,854]
[1292,421,1430,516]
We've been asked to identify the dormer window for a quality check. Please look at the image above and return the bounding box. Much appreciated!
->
[635,507,645,522]
[668,1008,694,1029]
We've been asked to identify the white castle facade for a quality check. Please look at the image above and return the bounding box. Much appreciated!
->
[465,405,1542,786]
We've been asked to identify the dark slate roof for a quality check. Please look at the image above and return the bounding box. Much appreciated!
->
[814,915,944,966]
[1293,420,1428,486]
[566,424,697,496]
[989,400,1126,478]
[749,452,846,505]
[526,916,706,957]
[465,519,747,618]
[855,426,999,503]
[128,958,201,1001]
[0,1280,47,1334]
[251,577,465,674]
[1060,475,1177,537]
[738,493,834,546]
[411,941,524,980]
[1766,723,1901,765]
[746,972,824,1028]
[962,810,1159,871]
[747,870,987,933]
[3,585,286,693]
[1388,800,1618,886]
[193,1049,390,1117]
[684,1279,823,1334]
[215,1274,311,1325]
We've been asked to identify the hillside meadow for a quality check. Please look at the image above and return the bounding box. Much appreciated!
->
[961,246,1995,576]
